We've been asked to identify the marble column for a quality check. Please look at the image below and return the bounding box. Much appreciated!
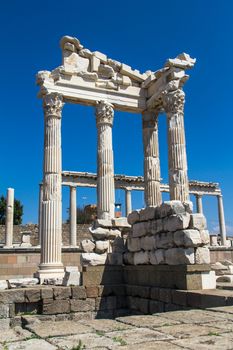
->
[95,100,115,220]
[69,186,77,246]
[38,183,43,246]
[196,194,203,214]
[217,195,227,246]
[38,93,64,281]
[125,189,132,216]
[142,110,162,207]
[162,89,190,202]
[4,188,14,248]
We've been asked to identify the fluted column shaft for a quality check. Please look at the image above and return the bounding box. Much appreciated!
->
[142,111,162,207]
[196,194,203,214]
[163,89,189,202]
[38,93,64,280]
[217,195,227,246]
[69,186,77,246]
[38,183,43,246]
[5,188,14,248]
[125,189,132,216]
[96,101,115,220]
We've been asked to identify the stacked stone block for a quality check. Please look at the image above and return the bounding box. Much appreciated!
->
[124,200,210,266]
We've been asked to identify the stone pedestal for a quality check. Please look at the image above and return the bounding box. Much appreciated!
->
[95,100,115,220]
[37,93,64,282]
[162,89,189,202]
[70,186,77,246]
[142,110,162,207]
[4,188,14,248]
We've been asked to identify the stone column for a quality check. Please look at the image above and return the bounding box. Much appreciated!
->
[195,194,203,214]
[69,186,77,246]
[217,195,227,246]
[162,89,190,202]
[38,93,64,281]
[95,100,115,220]
[125,189,132,216]
[38,183,43,246]
[142,110,162,207]
[4,188,14,248]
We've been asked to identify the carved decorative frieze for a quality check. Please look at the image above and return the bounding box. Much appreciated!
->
[95,100,114,126]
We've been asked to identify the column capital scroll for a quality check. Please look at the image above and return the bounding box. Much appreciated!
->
[43,93,64,118]
[95,100,114,126]
[162,88,185,114]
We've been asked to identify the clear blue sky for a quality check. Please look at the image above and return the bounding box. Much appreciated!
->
[0,0,232,235]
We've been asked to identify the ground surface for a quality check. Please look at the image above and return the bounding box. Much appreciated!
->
[1,307,233,349]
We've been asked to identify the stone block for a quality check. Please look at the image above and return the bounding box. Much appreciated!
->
[139,207,157,221]
[70,298,95,312]
[63,266,80,286]
[95,240,109,254]
[25,289,41,303]
[164,303,180,312]
[95,219,112,228]
[95,296,117,311]
[53,287,71,300]
[132,221,149,238]
[159,201,186,218]
[174,229,202,247]
[123,252,134,265]
[0,290,25,303]
[86,286,98,298]
[0,303,9,318]
[163,213,190,232]
[165,248,195,265]
[150,219,163,234]
[111,236,126,253]
[172,290,187,306]
[90,227,121,240]
[200,230,210,245]
[150,287,159,300]
[41,288,53,300]
[81,239,95,253]
[156,232,174,249]
[189,214,207,230]
[81,253,107,266]
[195,247,210,264]
[159,288,172,303]
[107,253,123,265]
[42,299,70,315]
[133,251,149,265]
[128,210,140,225]
[0,280,8,290]
[132,285,150,298]
[8,278,39,289]
[201,271,216,289]
[71,286,87,300]
[140,236,156,251]
[138,298,149,313]
[149,300,164,313]
[127,237,141,252]
[149,249,165,265]
[112,217,131,228]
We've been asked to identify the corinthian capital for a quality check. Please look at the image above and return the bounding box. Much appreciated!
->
[43,93,64,118]
[95,100,114,126]
[162,89,185,114]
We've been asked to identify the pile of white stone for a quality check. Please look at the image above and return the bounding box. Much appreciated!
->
[81,218,128,266]
[124,201,210,266]
[212,260,233,283]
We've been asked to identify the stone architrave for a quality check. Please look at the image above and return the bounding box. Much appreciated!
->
[4,188,14,248]
[162,88,189,202]
[95,100,115,220]
[142,110,162,207]
[38,93,64,282]
[69,186,77,246]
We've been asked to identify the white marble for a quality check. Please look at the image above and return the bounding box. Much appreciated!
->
[4,188,14,248]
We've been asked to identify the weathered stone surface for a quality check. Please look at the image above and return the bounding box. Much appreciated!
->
[70,299,95,312]
[150,219,163,234]
[134,251,149,265]
[123,252,134,265]
[81,239,95,253]
[95,218,112,227]
[163,213,190,232]
[112,217,131,228]
[71,286,86,299]
[128,210,140,225]
[139,207,157,221]
[25,289,41,302]
[42,299,70,314]
[200,230,210,245]
[132,221,149,238]
[127,237,141,252]
[90,227,121,240]
[159,201,186,218]
[107,253,123,265]
[0,303,9,318]
[85,286,98,298]
[53,287,71,300]
[41,287,53,299]
[165,248,194,265]
[141,236,156,251]
[149,249,165,265]
[174,229,202,247]
[189,213,207,230]
[195,246,210,264]
[95,240,109,254]
[0,280,8,290]
[3,339,57,350]
[62,266,80,286]
[81,253,107,266]
[111,236,126,253]
[8,278,39,289]
[96,296,117,310]
[156,232,174,249]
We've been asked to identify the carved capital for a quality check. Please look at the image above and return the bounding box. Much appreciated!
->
[142,109,159,130]
[95,100,114,126]
[43,93,64,118]
[162,89,185,114]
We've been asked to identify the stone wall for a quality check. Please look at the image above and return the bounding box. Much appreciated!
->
[0,224,91,246]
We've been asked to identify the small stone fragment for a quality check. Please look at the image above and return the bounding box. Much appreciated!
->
[95,240,109,254]
[81,239,95,253]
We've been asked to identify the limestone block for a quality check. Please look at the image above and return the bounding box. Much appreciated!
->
[133,251,149,265]
[150,219,163,234]
[21,231,31,247]
[107,253,123,265]
[93,51,107,62]
[95,240,109,254]
[189,214,207,230]
[216,275,233,283]
[127,210,140,225]
[112,217,131,228]
[201,271,216,289]
[210,235,218,246]
[111,236,126,253]
[95,219,112,228]
[140,236,156,251]
[159,201,186,218]
[156,232,174,249]
[90,227,121,240]
[149,249,165,265]
[81,239,95,253]
[183,201,193,213]
[132,221,149,238]
[163,213,190,232]
[174,229,202,248]
[165,248,195,265]
[127,237,141,252]
[62,266,80,286]
[139,207,157,221]
[195,246,210,264]
[81,253,107,266]
[8,278,39,289]
[123,252,134,265]
[0,280,8,290]
[200,230,210,245]
[227,266,233,274]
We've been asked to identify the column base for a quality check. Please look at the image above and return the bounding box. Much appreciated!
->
[37,263,64,284]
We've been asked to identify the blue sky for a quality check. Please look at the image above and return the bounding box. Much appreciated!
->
[0,0,232,235]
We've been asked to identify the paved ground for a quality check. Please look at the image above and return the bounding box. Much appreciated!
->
[1,307,233,349]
